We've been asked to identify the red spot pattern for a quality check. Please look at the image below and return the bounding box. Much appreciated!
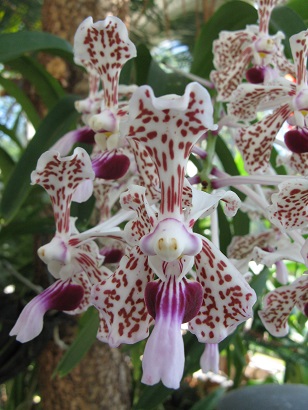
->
[259,275,308,336]
[32,150,93,235]
[76,17,136,108]
[189,237,256,343]
[236,103,292,173]
[227,230,275,260]
[92,247,154,346]
[127,85,210,216]
[268,180,308,231]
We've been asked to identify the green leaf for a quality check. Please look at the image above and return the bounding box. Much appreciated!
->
[215,135,240,176]
[7,56,66,110]
[0,217,54,241]
[0,95,79,222]
[250,267,271,297]
[147,59,190,97]
[53,307,99,378]
[191,1,258,79]
[0,146,15,182]
[0,75,40,129]
[287,0,308,25]
[270,6,307,59]
[190,387,226,410]
[215,136,250,236]
[218,203,232,254]
[133,384,172,410]
[0,31,74,64]
[135,44,152,86]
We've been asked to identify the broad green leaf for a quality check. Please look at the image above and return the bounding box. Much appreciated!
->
[135,44,152,86]
[147,59,190,97]
[7,56,66,110]
[270,146,287,175]
[0,217,54,241]
[0,31,74,64]
[133,383,172,410]
[191,1,258,79]
[0,75,40,129]
[0,95,79,222]
[53,307,99,378]
[119,58,135,85]
[270,6,307,59]
[215,136,250,236]
[0,146,15,182]
[250,267,270,297]
[233,209,250,237]
[71,195,96,231]
[215,135,240,176]
[190,388,226,410]
[218,203,232,254]
[287,0,308,25]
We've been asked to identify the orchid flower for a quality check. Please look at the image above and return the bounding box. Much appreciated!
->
[10,148,123,343]
[227,30,308,174]
[266,177,308,265]
[74,16,136,143]
[228,229,304,284]
[210,0,294,101]
[258,274,308,337]
[53,16,137,183]
[91,82,256,389]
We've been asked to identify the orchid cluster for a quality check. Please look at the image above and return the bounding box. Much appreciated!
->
[10,0,308,391]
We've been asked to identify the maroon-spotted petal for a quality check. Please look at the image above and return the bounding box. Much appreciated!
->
[284,129,308,153]
[92,151,130,180]
[10,279,84,343]
[189,236,256,343]
[31,148,94,236]
[258,275,308,337]
[91,246,154,347]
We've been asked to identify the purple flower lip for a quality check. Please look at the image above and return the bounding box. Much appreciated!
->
[246,66,265,84]
[284,129,308,153]
[92,151,130,180]
[304,302,308,317]
[100,247,124,264]
[9,280,84,343]
[144,277,203,324]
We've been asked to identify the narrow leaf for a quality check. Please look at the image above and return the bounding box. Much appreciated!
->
[0,75,40,128]
[0,31,74,64]
[0,147,15,182]
[7,56,66,110]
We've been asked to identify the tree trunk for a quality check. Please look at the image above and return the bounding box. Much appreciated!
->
[38,336,132,410]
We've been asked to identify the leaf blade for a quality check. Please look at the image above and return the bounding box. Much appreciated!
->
[0,31,74,64]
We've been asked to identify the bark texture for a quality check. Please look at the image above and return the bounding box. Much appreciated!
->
[38,336,132,410]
